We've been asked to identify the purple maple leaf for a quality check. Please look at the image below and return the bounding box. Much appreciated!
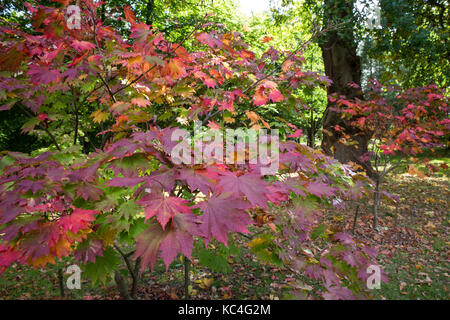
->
[195,193,252,245]
[305,181,335,198]
[217,172,270,208]
[135,213,201,271]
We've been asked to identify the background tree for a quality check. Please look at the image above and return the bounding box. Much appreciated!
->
[367,0,449,88]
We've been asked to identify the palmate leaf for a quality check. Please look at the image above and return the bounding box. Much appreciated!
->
[59,208,98,235]
[304,181,335,198]
[117,200,142,221]
[90,110,109,123]
[108,153,153,174]
[134,213,202,271]
[83,246,121,285]
[248,234,283,267]
[217,172,271,208]
[196,238,240,274]
[26,65,61,85]
[74,238,104,264]
[195,193,253,245]
[198,247,231,273]
[137,192,192,229]
[71,40,95,52]
[178,167,219,195]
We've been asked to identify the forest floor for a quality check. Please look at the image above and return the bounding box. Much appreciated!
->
[0,159,448,300]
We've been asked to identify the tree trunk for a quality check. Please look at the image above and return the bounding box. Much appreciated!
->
[58,268,65,299]
[307,109,315,148]
[372,179,380,230]
[184,256,190,300]
[145,0,155,26]
[319,0,374,176]
[115,271,132,300]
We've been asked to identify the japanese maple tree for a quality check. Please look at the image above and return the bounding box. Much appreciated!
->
[333,80,449,229]
[0,0,382,299]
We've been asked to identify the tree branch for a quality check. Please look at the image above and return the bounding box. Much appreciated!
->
[16,102,62,151]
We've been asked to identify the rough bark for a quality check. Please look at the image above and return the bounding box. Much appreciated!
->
[307,109,316,148]
[319,0,374,176]
[114,271,132,300]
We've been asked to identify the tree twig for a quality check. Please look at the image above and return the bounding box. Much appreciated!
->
[16,102,62,151]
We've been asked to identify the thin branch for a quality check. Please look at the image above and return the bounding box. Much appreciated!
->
[114,243,137,285]
[90,7,117,104]
[131,257,141,299]
[16,102,62,151]
[70,86,80,145]
[98,73,117,103]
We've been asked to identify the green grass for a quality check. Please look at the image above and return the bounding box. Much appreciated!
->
[0,258,111,300]
[375,251,449,300]
[386,148,450,178]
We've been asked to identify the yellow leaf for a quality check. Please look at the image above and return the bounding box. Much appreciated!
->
[248,237,266,248]
[29,254,55,267]
[90,110,109,123]
[102,227,118,247]
[424,221,436,229]
[246,110,259,123]
[224,116,235,124]
[53,237,72,257]
[198,278,214,289]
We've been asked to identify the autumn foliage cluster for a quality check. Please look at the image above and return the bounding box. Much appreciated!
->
[0,0,447,300]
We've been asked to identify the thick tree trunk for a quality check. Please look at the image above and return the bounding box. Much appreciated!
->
[319,0,374,176]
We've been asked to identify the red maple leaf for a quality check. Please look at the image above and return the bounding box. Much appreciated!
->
[124,6,138,26]
[74,239,104,264]
[131,97,151,107]
[287,129,303,138]
[268,89,284,102]
[137,192,192,229]
[253,91,268,106]
[71,40,95,52]
[196,32,222,48]
[27,65,61,85]
[59,208,98,234]
[107,177,145,188]
[130,23,152,46]
[135,213,201,270]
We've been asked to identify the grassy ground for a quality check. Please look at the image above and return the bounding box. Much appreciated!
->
[329,153,449,300]
[1,153,448,300]
[0,241,292,300]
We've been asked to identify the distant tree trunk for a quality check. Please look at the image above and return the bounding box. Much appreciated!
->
[101,2,106,22]
[307,109,316,148]
[319,0,374,176]
[145,0,155,26]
